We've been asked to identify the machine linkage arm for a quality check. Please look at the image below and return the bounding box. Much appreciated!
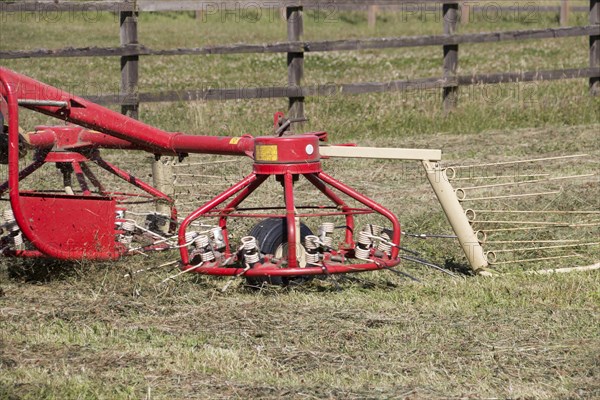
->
[0,67,257,157]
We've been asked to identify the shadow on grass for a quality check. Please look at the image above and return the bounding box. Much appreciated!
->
[239,273,401,295]
[443,257,475,276]
[4,258,83,283]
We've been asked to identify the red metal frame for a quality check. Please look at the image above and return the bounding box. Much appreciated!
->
[0,67,402,277]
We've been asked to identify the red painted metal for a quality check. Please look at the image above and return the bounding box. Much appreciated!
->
[0,153,47,196]
[317,171,401,260]
[19,193,117,256]
[174,133,402,275]
[283,172,298,269]
[0,67,403,278]
[254,135,320,164]
[178,173,259,265]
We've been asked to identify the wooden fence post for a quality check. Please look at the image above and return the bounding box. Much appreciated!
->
[560,0,570,26]
[286,6,304,129]
[152,155,175,232]
[368,5,378,29]
[121,9,173,227]
[591,0,600,95]
[119,10,139,119]
[443,2,459,111]
[461,2,470,25]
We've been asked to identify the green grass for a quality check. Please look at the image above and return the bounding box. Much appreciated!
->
[1,5,599,399]
[1,261,599,399]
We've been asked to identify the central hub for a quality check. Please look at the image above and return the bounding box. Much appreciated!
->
[253,135,321,174]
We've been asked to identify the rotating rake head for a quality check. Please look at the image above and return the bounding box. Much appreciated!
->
[8,66,587,282]
[0,67,427,281]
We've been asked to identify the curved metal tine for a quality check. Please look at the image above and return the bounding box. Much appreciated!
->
[400,255,460,278]
[403,232,458,239]
[384,267,421,282]
[400,246,422,257]
[450,154,588,169]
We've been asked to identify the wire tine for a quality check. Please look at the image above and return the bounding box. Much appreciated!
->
[486,239,581,244]
[173,160,238,168]
[174,173,224,177]
[490,254,581,265]
[384,267,421,282]
[400,246,422,257]
[451,173,550,181]
[471,220,572,226]
[472,210,600,214]
[459,190,561,201]
[161,263,202,284]
[489,242,600,253]
[123,260,179,278]
[450,154,588,169]
[482,223,600,232]
[567,222,600,227]
[458,173,595,191]
[400,255,459,278]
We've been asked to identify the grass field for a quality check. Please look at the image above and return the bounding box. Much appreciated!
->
[1,3,599,399]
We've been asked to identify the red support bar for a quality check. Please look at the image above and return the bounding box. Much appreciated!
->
[178,173,259,265]
[304,173,355,247]
[317,171,401,259]
[0,155,47,196]
[79,163,107,194]
[71,162,91,195]
[283,172,298,268]
[217,174,269,257]
[0,67,255,157]
[188,258,400,277]
[92,155,174,206]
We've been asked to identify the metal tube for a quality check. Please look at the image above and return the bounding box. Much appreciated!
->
[421,160,488,271]
[178,173,258,265]
[93,156,174,206]
[283,172,299,269]
[304,173,355,247]
[217,174,269,257]
[0,68,254,156]
[0,73,120,260]
[317,171,400,260]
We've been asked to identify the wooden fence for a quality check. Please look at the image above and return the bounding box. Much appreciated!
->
[1,0,598,118]
[1,0,599,201]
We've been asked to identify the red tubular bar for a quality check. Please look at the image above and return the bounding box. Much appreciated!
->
[317,171,401,259]
[304,173,355,247]
[0,155,47,196]
[79,163,107,193]
[27,127,139,150]
[217,174,269,257]
[178,173,259,265]
[283,172,298,269]
[71,162,91,195]
[187,258,400,277]
[93,156,174,206]
[93,155,178,232]
[1,72,120,260]
[0,68,255,156]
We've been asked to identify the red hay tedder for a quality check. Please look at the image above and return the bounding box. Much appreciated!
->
[0,67,488,282]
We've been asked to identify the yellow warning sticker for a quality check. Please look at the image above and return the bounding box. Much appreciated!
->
[229,137,241,145]
[255,145,278,162]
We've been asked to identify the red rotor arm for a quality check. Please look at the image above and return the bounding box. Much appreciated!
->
[0,67,256,157]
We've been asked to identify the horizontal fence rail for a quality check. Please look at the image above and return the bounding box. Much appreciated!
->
[84,67,599,105]
[0,0,590,12]
[2,0,598,202]
[2,25,598,60]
